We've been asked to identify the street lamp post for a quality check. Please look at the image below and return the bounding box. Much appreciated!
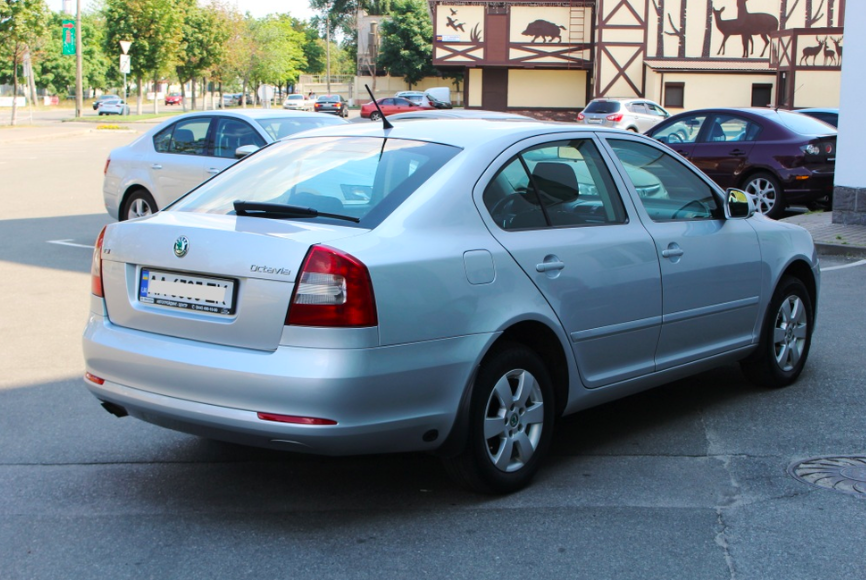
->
[75,0,82,118]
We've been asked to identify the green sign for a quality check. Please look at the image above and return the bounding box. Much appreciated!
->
[62,20,75,55]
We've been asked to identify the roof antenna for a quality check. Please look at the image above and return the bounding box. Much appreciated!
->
[365,84,393,130]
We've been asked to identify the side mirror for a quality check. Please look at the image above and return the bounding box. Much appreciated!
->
[726,188,755,219]
[235,145,259,159]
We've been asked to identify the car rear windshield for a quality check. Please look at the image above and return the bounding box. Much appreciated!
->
[775,110,838,136]
[168,136,461,228]
[584,101,622,114]
[286,95,304,100]
[255,116,345,140]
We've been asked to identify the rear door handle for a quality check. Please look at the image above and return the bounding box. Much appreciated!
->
[536,261,565,272]
[207,168,220,175]
[151,164,162,170]
[675,150,689,158]
[729,149,746,156]
[661,248,684,258]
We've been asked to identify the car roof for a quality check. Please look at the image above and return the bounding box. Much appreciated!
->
[388,109,535,121]
[796,107,838,114]
[169,109,327,120]
[285,118,623,150]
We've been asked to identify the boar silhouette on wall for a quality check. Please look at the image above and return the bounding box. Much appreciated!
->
[522,20,567,43]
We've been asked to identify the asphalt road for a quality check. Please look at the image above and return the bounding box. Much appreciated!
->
[1,124,865,580]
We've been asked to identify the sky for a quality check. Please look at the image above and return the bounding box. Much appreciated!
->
[54,0,318,21]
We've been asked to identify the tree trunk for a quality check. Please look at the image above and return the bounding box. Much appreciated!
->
[181,81,188,112]
[828,0,835,26]
[678,1,687,57]
[241,79,248,108]
[701,0,713,57]
[805,0,812,27]
[191,79,197,111]
[655,0,665,58]
[153,78,159,115]
[137,76,144,115]
[11,52,19,126]
[203,77,209,111]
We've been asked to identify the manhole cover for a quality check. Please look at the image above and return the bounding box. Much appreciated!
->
[789,456,866,498]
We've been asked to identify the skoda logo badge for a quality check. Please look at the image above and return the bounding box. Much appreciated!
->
[174,236,189,258]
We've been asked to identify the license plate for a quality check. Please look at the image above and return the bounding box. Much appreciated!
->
[587,118,602,124]
[139,268,236,315]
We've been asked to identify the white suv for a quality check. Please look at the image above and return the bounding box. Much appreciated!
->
[577,98,670,133]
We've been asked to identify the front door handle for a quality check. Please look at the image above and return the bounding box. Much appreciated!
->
[207,168,220,175]
[675,150,689,158]
[729,149,746,156]
[661,246,684,259]
[151,164,163,170]
[536,261,565,273]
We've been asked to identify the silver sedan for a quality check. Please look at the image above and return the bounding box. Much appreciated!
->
[102,109,347,221]
[83,120,819,493]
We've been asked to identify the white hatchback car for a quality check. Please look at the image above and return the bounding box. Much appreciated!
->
[282,94,314,111]
[577,98,670,133]
[102,109,347,220]
[97,98,130,116]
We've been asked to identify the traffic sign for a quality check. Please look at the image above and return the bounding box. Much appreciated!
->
[62,20,75,55]
[120,55,131,74]
[120,41,132,55]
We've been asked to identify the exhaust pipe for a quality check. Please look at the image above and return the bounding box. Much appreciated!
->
[100,401,128,418]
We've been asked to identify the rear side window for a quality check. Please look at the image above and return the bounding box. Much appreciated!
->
[584,101,621,114]
[211,119,266,158]
[483,139,627,230]
[256,116,345,140]
[650,114,707,145]
[153,118,211,155]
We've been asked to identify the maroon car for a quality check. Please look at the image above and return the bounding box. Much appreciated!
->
[645,107,836,218]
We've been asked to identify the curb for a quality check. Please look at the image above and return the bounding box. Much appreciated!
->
[814,242,866,258]
[0,127,139,144]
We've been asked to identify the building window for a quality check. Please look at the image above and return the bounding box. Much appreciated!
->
[751,84,772,107]
[664,83,684,108]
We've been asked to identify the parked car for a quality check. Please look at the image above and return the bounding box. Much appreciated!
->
[395,91,453,109]
[97,98,129,116]
[645,107,837,218]
[361,96,434,120]
[92,95,120,111]
[282,93,314,111]
[84,120,819,494]
[577,98,670,132]
[164,93,183,106]
[313,94,349,117]
[102,109,348,221]
[796,107,838,127]
[388,109,536,121]
[222,93,240,107]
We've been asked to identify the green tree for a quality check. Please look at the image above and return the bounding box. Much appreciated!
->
[175,1,229,110]
[103,0,185,114]
[37,12,111,98]
[244,15,306,104]
[0,0,50,124]
[377,0,434,87]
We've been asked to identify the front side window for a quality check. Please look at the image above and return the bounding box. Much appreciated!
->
[483,139,627,231]
[168,137,460,229]
[211,119,266,158]
[650,114,707,145]
[608,139,720,222]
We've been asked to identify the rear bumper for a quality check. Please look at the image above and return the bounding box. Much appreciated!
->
[83,312,491,455]
[780,167,835,204]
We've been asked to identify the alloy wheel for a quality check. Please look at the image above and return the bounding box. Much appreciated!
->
[484,368,545,473]
[773,294,809,371]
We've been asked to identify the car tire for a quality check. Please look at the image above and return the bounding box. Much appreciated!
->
[741,276,813,388]
[342,108,349,118]
[743,172,784,219]
[369,111,382,121]
[122,189,158,221]
[442,342,555,494]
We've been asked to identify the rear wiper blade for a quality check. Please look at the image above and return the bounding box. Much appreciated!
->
[233,200,360,223]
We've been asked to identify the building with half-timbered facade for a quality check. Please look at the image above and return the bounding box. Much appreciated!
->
[428,0,846,117]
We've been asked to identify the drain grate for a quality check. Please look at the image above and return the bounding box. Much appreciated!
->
[789,456,866,498]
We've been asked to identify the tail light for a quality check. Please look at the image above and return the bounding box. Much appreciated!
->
[606,113,624,122]
[104,157,111,175]
[577,112,585,121]
[91,226,107,297]
[286,245,377,327]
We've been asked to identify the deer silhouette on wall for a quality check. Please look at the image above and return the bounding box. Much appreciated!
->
[832,37,843,65]
[800,37,826,66]
[712,7,751,57]
[823,42,837,66]
[735,0,778,58]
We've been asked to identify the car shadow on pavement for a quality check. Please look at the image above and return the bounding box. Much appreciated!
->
[0,213,112,274]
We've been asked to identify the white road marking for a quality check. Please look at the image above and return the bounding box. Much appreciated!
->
[47,239,94,249]
[822,259,866,272]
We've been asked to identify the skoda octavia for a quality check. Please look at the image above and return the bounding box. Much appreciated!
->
[83,120,819,493]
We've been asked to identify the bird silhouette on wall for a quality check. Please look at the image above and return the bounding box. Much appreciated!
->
[446,16,466,32]
[450,8,457,15]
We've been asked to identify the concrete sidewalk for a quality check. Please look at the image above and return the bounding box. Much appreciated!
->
[781,210,866,257]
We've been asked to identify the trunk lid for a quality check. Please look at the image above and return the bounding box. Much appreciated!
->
[100,212,365,351]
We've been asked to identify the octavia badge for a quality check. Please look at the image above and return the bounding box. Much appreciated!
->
[174,236,189,258]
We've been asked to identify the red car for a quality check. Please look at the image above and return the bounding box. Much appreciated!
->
[360,96,433,120]
[164,93,183,106]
